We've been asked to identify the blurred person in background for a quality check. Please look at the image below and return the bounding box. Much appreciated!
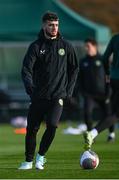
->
[63,82,87,135]
[19,11,78,170]
[84,34,119,150]
[80,38,115,142]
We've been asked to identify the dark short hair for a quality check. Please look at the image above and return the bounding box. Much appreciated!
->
[85,37,97,46]
[42,11,59,22]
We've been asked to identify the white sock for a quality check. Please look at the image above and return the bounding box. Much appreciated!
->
[109,132,115,138]
[90,128,98,139]
[39,154,44,160]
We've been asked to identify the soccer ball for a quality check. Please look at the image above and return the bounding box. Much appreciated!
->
[80,150,99,169]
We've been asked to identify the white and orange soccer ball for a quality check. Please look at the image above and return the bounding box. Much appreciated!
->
[80,150,99,169]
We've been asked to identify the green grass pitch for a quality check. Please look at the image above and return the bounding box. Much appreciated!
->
[0,122,119,179]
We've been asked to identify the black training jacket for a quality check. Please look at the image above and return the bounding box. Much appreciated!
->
[103,34,119,79]
[21,30,79,100]
[79,54,108,97]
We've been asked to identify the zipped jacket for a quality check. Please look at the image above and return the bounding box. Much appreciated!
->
[21,30,79,100]
[79,54,108,97]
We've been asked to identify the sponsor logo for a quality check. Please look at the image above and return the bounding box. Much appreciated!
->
[83,62,89,67]
[58,48,65,56]
[40,49,45,55]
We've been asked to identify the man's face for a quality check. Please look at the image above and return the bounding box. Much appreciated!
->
[43,20,59,38]
[85,42,97,56]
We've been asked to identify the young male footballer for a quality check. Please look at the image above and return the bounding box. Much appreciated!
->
[84,34,119,150]
[79,38,115,142]
[19,11,79,170]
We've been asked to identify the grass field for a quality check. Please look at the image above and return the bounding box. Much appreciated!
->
[0,122,119,179]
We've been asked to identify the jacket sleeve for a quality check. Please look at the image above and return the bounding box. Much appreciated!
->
[21,43,37,96]
[78,60,84,95]
[66,44,79,97]
[103,37,113,75]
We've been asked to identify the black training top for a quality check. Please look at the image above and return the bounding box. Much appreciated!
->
[21,30,79,100]
[79,53,107,97]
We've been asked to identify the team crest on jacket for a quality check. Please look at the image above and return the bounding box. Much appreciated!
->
[95,60,101,66]
[83,62,89,67]
[59,99,63,106]
[58,48,65,56]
